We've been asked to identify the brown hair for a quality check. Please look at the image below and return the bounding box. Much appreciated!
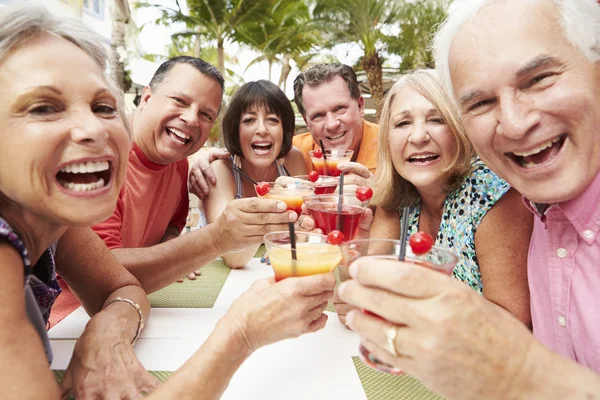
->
[293,63,361,116]
[223,80,295,159]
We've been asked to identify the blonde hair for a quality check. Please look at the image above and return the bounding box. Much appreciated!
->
[0,3,130,136]
[372,69,474,211]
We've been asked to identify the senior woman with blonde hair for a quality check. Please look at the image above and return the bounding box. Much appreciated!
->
[0,4,334,399]
[368,69,532,324]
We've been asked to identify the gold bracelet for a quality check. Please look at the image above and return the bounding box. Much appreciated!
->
[107,297,144,345]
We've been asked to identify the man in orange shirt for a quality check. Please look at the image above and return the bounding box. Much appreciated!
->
[51,57,298,324]
[292,63,378,182]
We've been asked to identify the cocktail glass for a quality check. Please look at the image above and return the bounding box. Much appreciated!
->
[255,181,315,215]
[302,194,370,240]
[264,231,342,282]
[293,175,340,195]
[340,239,457,375]
[308,149,354,177]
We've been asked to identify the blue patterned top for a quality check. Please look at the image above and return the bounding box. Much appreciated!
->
[0,217,61,324]
[405,159,510,293]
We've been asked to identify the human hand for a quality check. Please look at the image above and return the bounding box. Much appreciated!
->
[338,258,535,400]
[336,161,373,187]
[210,198,297,254]
[60,313,160,399]
[177,269,201,283]
[188,148,230,200]
[226,273,336,351]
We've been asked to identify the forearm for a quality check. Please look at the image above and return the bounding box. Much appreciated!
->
[222,245,259,269]
[508,341,600,399]
[112,224,223,293]
[149,317,253,400]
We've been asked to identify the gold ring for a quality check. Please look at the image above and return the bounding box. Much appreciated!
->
[384,325,399,356]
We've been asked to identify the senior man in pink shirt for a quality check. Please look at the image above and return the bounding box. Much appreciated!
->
[335,0,600,399]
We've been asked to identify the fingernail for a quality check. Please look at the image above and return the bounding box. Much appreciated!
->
[346,310,356,327]
[260,257,265,262]
[211,178,216,184]
[349,262,359,278]
[277,202,287,210]
[288,212,298,221]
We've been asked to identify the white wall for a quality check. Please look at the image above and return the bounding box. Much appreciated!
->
[1,0,112,42]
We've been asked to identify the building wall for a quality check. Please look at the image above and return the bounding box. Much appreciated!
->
[0,0,112,42]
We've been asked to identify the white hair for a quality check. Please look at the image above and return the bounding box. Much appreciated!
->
[433,0,600,97]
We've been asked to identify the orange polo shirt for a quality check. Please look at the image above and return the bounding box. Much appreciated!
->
[292,119,379,174]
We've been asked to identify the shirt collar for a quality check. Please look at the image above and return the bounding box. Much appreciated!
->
[523,170,600,244]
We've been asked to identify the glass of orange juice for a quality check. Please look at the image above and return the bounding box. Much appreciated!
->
[264,231,342,282]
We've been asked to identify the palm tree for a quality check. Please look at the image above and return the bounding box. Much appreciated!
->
[111,0,133,91]
[235,0,319,84]
[313,0,401,119]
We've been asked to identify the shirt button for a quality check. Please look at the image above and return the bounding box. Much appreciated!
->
[558,316,567,327]
[583,230,595,240]
[556,248,568,258]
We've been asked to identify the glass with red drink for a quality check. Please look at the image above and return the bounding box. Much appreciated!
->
[308,149,354,177]
[340,239,457,374]
[292,174,340,195]
[302,194,369,241]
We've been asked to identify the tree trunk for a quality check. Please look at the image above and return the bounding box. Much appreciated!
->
[361,51,384,121]
[278,54,292,91]
[217,39,225,76]
[111,1,130,92]
[216,39,225,147]
[268,59,272,82]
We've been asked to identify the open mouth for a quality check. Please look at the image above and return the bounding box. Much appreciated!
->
[508,134,566,169]
[56,160,112,192]
[326,132,346,142]
[251,142,273,155]
[166,127,192,145]
[408,154,440,164]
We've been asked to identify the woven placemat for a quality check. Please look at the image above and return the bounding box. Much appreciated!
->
[147,259,230,308]
[53,370,172,383]
[352,357,443,400]
[254,244,266,258]
[326,267,342,312]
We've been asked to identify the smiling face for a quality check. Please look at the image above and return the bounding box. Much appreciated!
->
[450,0,600,204]
[134,63,223,165]
[302,76,365,152]
[388,85,457,195]
[0,34,131,227]
[238,105,284,168]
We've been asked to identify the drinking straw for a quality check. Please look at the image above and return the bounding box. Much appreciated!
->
[288,222,298,261]
[337,173,344,231]
[398,207,410,261]
[319,139,330,175]
[232,165,258,185]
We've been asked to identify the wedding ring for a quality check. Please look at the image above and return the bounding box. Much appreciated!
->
[384,325,399,356]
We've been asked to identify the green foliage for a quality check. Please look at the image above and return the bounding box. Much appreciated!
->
[387,0,450,72]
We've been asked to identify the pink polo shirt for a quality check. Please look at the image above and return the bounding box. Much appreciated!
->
[525,170,600,372]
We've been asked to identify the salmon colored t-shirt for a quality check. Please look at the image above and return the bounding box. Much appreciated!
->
[92,142,189,249]
[51,143,189,326]
[292,119,379,174]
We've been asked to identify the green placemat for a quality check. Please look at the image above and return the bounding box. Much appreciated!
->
[254,244,266,258]
[352,357,443,400]
[147,259,230,308]
[326,267,342,312]
[53,370,173,383]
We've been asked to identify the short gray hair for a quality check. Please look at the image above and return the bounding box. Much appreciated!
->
[0,3,130,134]
[433,0,600,96]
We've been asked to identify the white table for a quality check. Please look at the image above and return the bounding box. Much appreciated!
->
[49,259,368,399]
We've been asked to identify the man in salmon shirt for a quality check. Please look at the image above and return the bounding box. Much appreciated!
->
[50,57,299,324]
[337,0,600,398]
